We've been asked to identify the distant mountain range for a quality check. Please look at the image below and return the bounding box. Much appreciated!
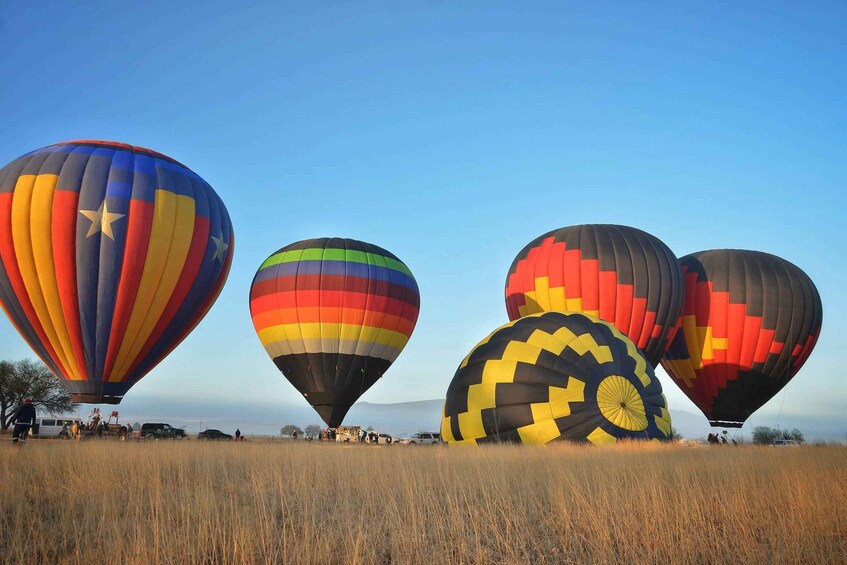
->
[103,395,844,443]
[347,399,716,440]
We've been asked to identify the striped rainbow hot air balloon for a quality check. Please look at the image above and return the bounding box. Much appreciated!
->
[250,238,420,427]
[0,140,234,403]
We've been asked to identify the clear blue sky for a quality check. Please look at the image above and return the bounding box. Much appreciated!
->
[1,2,844,433]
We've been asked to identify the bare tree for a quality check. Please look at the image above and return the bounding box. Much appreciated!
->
[0,359,75,430]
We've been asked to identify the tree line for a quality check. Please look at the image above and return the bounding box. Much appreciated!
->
[752,426,805,445]
[280,424,323,437]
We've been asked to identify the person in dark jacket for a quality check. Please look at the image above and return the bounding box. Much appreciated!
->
[12,399,36,445]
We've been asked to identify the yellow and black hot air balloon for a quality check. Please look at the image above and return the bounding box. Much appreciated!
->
[505,224,684,367]
[441,311,672,445]
[661,250,823,428]
[0,140,234,403]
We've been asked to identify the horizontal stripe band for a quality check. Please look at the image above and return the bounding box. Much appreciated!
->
[253,260,417,289]
[264,337,403,361]
[251,307,416,336]
[257,323,410,350]
[260,249,413,278]
[250,275,419,306]
[250,289,418,318]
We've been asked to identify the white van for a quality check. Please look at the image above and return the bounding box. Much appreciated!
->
[32,417,82,438]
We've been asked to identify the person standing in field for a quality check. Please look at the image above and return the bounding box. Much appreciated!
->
[235,428,241,442]
[12,399,36,445]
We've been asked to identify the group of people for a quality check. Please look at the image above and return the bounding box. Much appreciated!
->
[61,419,115,440]
[62,408,122,440]
[317,427,386,443]
[359,429,381,444]
[707,432,737,445]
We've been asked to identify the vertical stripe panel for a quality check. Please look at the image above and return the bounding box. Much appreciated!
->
[0,182,64,376]
[53,147,91,380]
[126,183,232,382]
[0,235,60,375]
[12,173,75,376]
[124,175,208,378]
[75,148,115,379]
[92,149,133,380]
[102,154,156,380]
[111,189,186,377]
[30,172,82,379]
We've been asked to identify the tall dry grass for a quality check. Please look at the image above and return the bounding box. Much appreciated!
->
[1,440,845,564]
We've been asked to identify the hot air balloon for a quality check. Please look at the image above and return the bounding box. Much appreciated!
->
[505,224,684,367]
[661,250,822,428]
[0,140,234,403]
[441,311,672,445]
[249,238,420,427]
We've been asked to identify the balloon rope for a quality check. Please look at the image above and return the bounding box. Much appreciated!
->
[774,388,788,431]
[776,271,796,434]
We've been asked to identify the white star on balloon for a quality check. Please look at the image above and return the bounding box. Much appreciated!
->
[79,201,125,240]
[211,234,229,262]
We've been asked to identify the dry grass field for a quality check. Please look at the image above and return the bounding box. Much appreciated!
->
[1,440,845,564]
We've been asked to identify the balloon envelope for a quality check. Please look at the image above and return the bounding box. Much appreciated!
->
[0,140,234,403]
[505,224,683,367]
[442,311,672,445]
[250,237,420,427]
[661,250,822,427]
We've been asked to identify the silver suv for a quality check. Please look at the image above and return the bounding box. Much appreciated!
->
[399,432,441,445]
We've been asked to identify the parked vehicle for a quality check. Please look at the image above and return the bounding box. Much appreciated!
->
[362,431,393,444]
[771,439,800,447]
[31,417,82,439]
[140,423,186,439]
[335,426,362,443]
[399,432,441,445]
[197,429,233,441]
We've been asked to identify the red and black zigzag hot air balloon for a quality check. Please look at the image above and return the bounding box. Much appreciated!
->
[0,140,234,403]
[661,250,822,428]
[505,225,684,367]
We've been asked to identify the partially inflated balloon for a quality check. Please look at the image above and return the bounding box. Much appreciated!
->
[505,224,684,367]
[0,140,234,403]
[661,250,822,428]
[250,238,420,427]
[441,311,672,445]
